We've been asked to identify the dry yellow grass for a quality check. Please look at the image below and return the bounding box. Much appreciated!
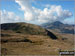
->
[1,30,74,55]
[1,23,74,55]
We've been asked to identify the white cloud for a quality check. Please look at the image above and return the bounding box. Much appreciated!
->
[16,0,32,11]
[15,0,35,21]
[37,5,72,23]
[15,0,72,24]
[0,10,21,23]
[1,0,72,24]
[0,0,71,24]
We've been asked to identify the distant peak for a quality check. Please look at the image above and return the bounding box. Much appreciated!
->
[53,21,63,24]
[51,21,63,26]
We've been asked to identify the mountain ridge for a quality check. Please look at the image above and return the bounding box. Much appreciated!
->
[41,21,74,34]
[1,22,58,39]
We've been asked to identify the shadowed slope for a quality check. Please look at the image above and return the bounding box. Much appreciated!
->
[46,30,57,39]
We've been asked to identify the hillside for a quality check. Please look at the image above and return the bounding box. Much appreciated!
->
[1,23,46,35]
[1,22,74,55]
[41,21,74,34]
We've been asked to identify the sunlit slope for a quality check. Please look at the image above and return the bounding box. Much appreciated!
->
[1,22,74,55]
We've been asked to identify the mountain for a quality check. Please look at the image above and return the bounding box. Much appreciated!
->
[1,22,58,39]
[1,22,74,55]
[1,23,46,35]
[41,21,74,34]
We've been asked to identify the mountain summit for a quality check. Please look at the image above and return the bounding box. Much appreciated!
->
[41,21,74,34]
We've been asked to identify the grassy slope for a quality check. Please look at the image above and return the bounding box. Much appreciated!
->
[1,23,74,55]
[1,23,46,35]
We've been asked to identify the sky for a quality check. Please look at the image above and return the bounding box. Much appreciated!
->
[0,0,74,25]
